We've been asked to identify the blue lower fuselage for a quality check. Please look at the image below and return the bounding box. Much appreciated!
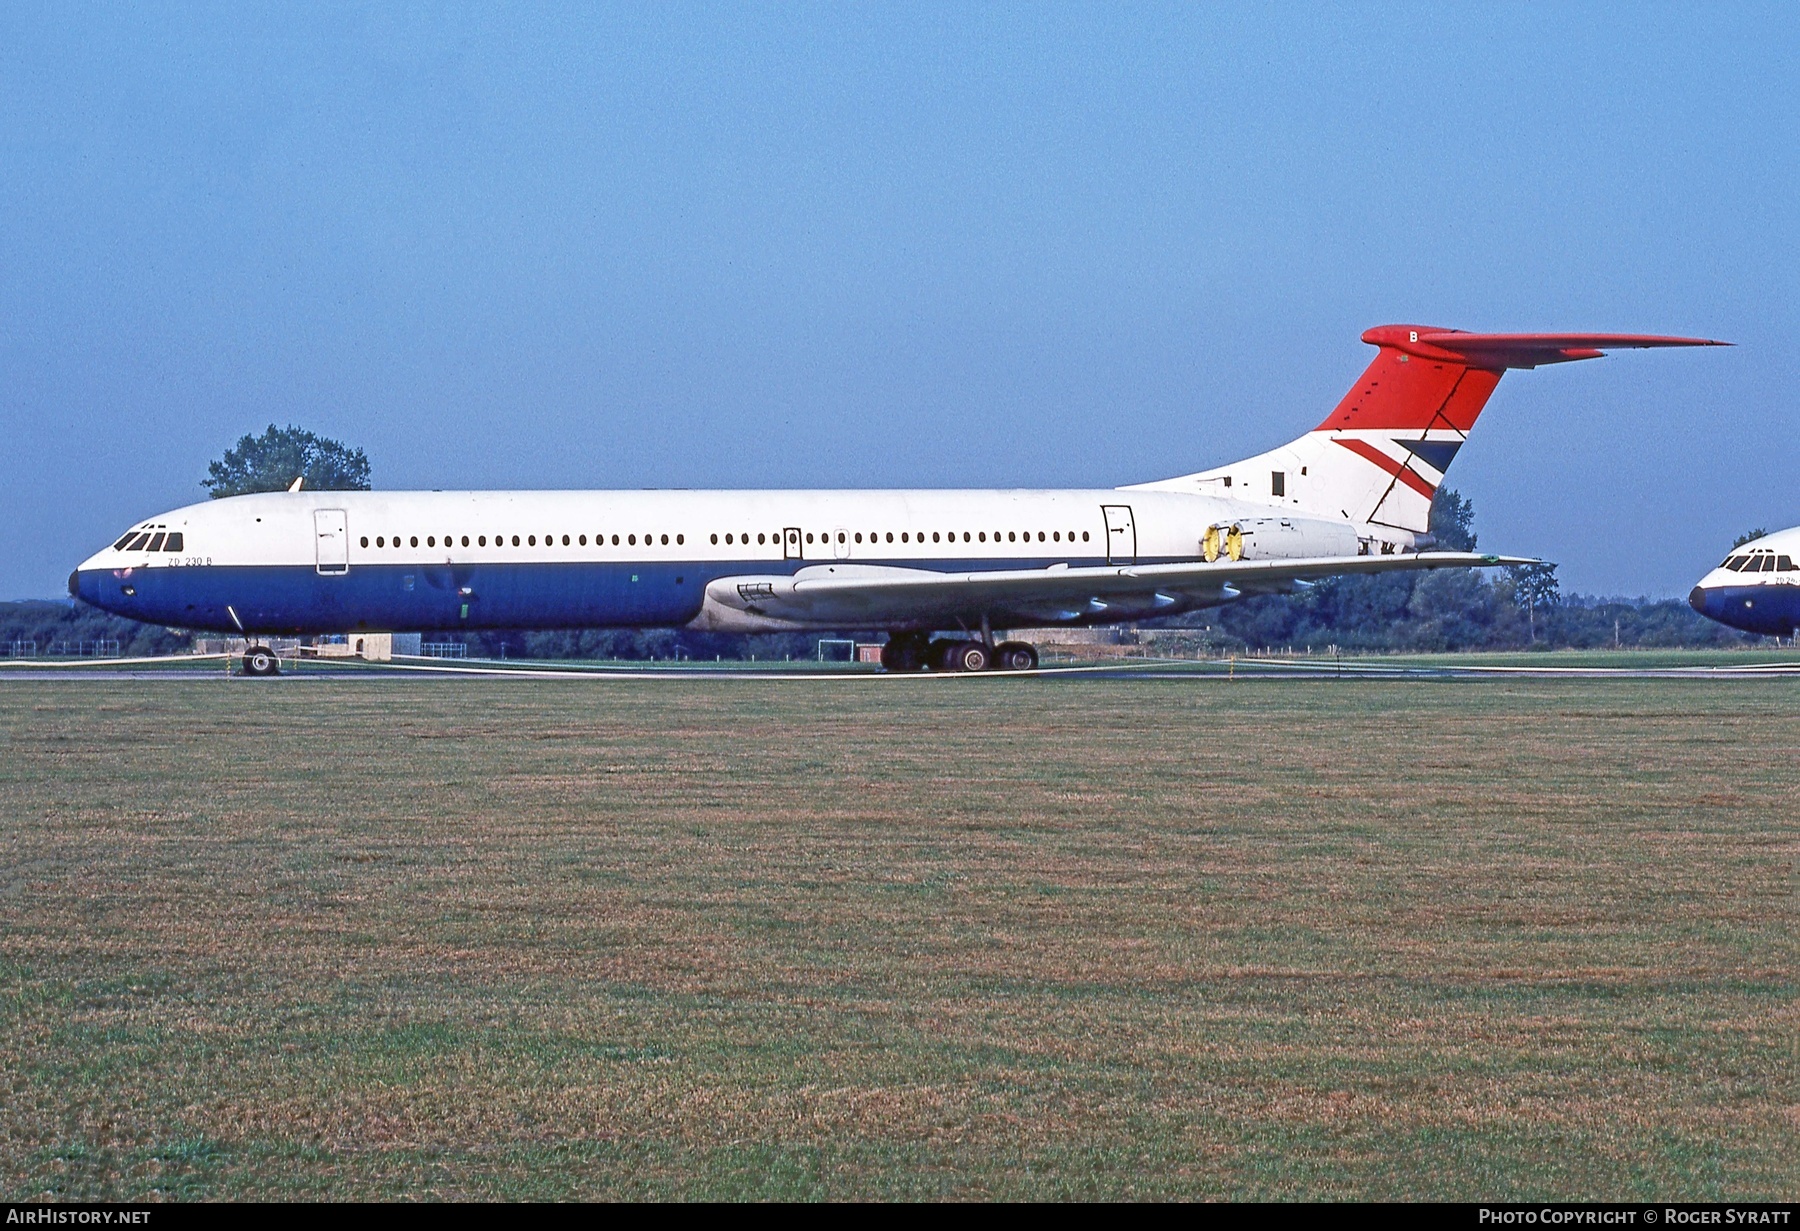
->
[74,555,1113,635]
[1687,582,1800,637]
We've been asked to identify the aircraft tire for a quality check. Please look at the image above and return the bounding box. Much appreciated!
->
[242,646,280,677]
[996,641,1038,671]
[952,641,991,673]
[880,635,928,672]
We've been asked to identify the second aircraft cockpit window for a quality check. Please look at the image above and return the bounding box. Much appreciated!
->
[1722,553,1797,573]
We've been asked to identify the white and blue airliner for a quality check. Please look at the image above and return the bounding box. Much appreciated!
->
[1689,527,1800,638]
[72,324,1723,673]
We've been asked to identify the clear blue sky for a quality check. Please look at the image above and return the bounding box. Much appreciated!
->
[2,4,1793,599]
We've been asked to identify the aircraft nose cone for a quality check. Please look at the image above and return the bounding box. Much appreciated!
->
[68,570,79,598]
[1688,585,1707,614]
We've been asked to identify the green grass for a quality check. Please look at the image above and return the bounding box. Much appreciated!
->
[1334,646,1800,670]
[1,677,1795,1200]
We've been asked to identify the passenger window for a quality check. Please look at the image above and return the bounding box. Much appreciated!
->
[1082,531,1090,542]
[932,532,940,543]
[478,536,487,547]
[528,535,536,546]
[611,534,619,546]
[560,534,568,546]
[427,536,436,547]
[512,535,521,546]
[360,537,369,548]
[1038,532,1046,542]
[756,533,765,545]
[661,534,669,545]
[806,533,814,543]
[410,536,419,547]
[855,533,863,543]
[886,532,894,543]
[677,534,684,545]
[164,533,183,552]
[462,535,470,547]
[712,534,720,544]
[145,533,166,551]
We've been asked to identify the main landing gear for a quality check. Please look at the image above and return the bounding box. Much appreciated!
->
[242,645,280,677]
[880,632,1038,673]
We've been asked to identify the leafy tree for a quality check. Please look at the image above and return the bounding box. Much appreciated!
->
[1508,562,1560,644]
[1731,528,1768,549]
[1429,487,1478,552]
[203,425,371,498]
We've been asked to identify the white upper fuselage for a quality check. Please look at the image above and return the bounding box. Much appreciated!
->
[81,486,1393,573]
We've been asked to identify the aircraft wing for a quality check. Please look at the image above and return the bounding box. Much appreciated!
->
[697,552,1535,630]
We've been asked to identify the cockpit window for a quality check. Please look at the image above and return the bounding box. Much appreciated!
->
[114,532,138,550]
[126,532,153,550]
[163,532,183,552]
[1780,556,1795,572]
[145,533,166,552]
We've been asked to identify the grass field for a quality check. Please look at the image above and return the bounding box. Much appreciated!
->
[1,676,1795,1201]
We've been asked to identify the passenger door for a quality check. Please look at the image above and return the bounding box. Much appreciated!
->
[314,509,349,575]
[1102,504,1136,564]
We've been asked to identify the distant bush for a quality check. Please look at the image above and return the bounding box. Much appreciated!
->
[0,601,190,657]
